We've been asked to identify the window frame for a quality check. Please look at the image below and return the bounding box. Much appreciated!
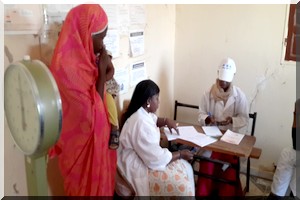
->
[285,4,297,62]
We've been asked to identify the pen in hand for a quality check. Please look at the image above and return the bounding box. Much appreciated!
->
[207,112,216,126]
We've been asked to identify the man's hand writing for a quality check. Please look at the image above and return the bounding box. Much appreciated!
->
[205,115,216,126]
[217,117,232,126]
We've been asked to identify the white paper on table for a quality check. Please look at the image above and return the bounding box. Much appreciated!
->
[163,126,217,147]
[186,133,217,147]
[220,130,245,145]
[163,127,181,141]
[202,126,223,137]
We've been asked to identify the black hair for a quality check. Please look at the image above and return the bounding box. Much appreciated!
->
[122,79,160,127]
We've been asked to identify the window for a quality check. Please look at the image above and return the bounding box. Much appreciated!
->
[285,4,299,61]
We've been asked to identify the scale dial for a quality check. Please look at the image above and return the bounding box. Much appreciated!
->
[4,56,62,156]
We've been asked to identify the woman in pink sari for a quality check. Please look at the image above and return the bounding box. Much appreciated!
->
[49,4,116,196]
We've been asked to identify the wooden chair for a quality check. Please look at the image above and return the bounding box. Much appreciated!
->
[173,100,199,121]
[173,100,258,194]
[168,100,199,151]
[115,166,136,199]
[115,100,136,199]
[244,112,257,193]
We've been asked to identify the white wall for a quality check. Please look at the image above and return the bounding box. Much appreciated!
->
[174,4,296,175]
[116,4,176,118]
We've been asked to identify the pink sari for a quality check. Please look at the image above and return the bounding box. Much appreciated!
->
[49,4,116,196]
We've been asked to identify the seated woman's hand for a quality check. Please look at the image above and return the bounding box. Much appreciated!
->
[179,149,194,161]
[165,118,179,134]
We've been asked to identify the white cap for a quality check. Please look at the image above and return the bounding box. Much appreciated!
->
[218,57,236,82]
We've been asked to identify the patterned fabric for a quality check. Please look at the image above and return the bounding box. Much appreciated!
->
[149,160,195,196]
[48,4,116,196]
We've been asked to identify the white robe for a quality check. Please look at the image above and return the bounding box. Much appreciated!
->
[198,85,249,132]
[271,147,298,197]
[117,107,172,196]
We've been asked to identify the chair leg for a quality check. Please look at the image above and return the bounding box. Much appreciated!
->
[236,157,240,183]
[245,157,250,193]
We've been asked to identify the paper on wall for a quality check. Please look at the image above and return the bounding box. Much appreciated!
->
[129,30,144,57]
[104,29,120,58]
[130,61,147,87]
[114,67,129,95]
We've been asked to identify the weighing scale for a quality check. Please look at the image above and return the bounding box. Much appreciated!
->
[4,56,62,196]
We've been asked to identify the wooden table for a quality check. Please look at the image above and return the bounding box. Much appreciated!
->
[162,123,262,196]
[174,124,257,158]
